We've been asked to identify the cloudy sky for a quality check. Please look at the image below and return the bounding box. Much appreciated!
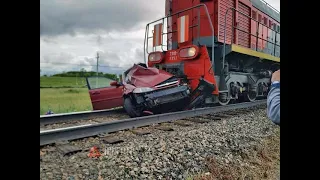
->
[40,0,280,75]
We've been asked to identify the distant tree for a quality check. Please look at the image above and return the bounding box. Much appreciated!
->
[80,68,86,77]
[51,69,118,80]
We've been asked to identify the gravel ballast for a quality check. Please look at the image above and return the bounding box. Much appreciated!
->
[40,106,280,180]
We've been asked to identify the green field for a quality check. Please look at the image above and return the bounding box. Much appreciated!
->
[40,76,87,88]
[40,88,92,115]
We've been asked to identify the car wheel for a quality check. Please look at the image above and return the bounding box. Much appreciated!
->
[124,97,143,118]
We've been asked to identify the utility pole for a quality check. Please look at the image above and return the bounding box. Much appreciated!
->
[96,52,99,76]
[96,52,99,88]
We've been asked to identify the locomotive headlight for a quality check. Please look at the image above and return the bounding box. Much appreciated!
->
[133,87,154,93]
[188,47,196,56]
[148,52,164,63]
[179,45,199,59]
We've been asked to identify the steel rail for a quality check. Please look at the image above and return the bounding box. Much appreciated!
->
[40,108,125,126]
[40,100,266,146]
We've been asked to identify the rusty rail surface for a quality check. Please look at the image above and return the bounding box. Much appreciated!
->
[40,108,125,126]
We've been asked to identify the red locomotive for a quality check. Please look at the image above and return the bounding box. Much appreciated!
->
[86,0,280,117]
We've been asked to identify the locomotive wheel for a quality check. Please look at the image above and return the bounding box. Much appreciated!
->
[123,97,143,118]
[218,92,230,106]
[244,87,257,102]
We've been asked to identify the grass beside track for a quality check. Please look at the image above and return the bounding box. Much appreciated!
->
[40,88,92,115]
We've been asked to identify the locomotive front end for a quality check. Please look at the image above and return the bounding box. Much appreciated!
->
[144,2,220,108]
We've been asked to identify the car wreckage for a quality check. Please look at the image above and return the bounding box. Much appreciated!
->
[86,63,214,117]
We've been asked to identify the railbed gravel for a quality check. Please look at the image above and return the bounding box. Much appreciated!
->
[40,105,280,180]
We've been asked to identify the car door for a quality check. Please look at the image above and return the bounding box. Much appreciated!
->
[86,76,124,110]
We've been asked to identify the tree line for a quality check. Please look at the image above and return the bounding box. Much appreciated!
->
[40,68,119,80]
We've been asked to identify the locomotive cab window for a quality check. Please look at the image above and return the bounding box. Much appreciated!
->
[277,25,280,33]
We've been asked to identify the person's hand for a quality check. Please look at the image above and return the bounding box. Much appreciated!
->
[271,70,280,82]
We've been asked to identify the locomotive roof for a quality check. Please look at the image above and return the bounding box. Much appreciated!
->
[251,0,280,23]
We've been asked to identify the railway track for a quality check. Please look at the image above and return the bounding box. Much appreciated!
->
[40,107,126,126]
[40,100,266,146]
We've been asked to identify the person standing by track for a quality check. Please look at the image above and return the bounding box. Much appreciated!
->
[267,69,280,125]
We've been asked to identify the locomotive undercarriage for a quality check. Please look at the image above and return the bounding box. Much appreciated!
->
[215,50,279,105]
[215,70,272,105]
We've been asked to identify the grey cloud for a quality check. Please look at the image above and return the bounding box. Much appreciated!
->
[40,0,163,37]
[96,35,103,47]
[134,48,144,63]
[42,37,58,44]
[41,52,93,69]
[40,31,146,72]
[40,46,139,75]
[97,48,144,69]
[41,54,98,75]
[42,52,75,64]
[98,50,121,66]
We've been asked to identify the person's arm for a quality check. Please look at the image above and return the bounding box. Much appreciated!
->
[267,82,280,125]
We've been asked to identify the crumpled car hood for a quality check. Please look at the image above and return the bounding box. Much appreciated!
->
[126,64,173,87]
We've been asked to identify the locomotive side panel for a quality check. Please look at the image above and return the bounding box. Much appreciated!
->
[169,0,218,49]
[217,0,236,44]
[166,0,279,57]
[250,9,257,50]
[193,0,218,43]
[250,2,280,57]
[274,22,280,57]
[262,14,268,53]
[251,7,270,52]
[237,1,251,48]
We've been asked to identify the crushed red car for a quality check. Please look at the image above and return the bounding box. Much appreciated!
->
[86,63,214,117]
[121,63,191,117]
[86,63,191,117]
